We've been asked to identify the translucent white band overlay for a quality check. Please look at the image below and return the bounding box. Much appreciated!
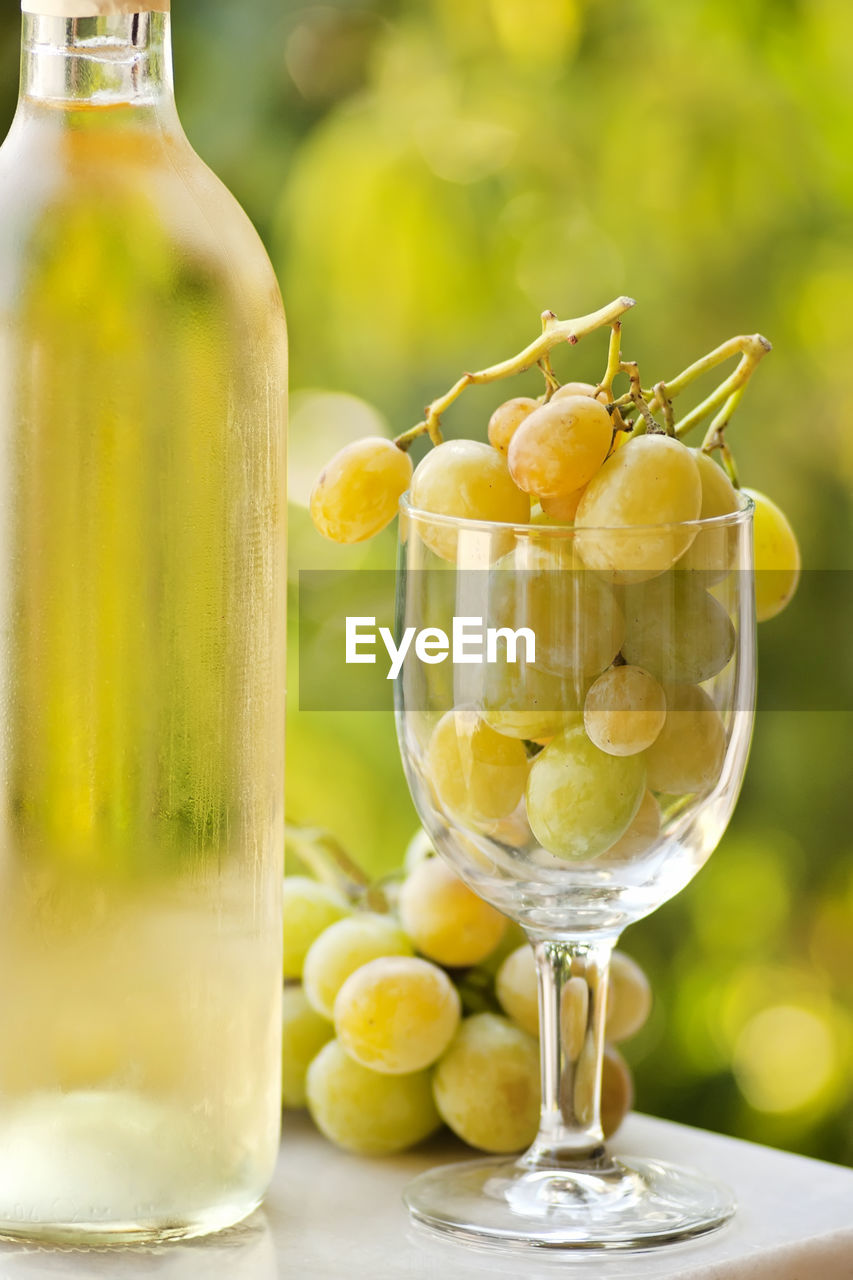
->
[22,1,169,15]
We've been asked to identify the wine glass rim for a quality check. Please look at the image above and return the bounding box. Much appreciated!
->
[399,489,754,535]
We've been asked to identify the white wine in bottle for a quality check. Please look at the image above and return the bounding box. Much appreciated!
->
[0,0,287,1244]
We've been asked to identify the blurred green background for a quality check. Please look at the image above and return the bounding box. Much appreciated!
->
[3,0,852,1163]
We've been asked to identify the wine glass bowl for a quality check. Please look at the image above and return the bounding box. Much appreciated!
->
[394,496,756,1250]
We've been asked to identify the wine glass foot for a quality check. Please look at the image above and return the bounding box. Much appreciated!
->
[404,1153,735,1251]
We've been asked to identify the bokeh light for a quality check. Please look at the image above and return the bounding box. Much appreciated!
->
[733,1004,841,1117]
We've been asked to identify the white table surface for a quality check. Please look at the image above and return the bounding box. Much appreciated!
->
[0,1111,851,1279]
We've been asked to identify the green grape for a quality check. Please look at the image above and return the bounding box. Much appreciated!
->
[525,724,646,861]
[282,877,350,980]
[644,683,726,795]
[281,986,333,1109]
[487,396,539,456]
[480,655,581,741]
[432,1013,540,1153]
[302,913,414,1020]
[495,944,538,1037]
[601,1045,634,1139]
[489,543,624,679]
[507,396,612,500]
[425,707,529,824]
[334,956,461,1075]
[601,789,661,862]
[306,1040,441,1156]
[410,439,530,561]
[583,665,667,756]
[607,951,653,1042]
[399,854,508,967]
[310,436,413,544]
[621,574,736,685]
[680,450,739,578]
[743,488,801,622]
[575,435,702,578]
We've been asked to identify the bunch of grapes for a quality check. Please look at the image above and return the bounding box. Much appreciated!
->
[310,296,800,625]
[310,298,800,868]
[281,835,651,1156]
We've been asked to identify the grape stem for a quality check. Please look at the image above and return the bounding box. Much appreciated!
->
[538,350,562,398]
[284,824,388,913]
[620,361,665,436]
[611,333,771,446]
[675,334,771,441]
[393,296,636,450]
[597,322,632,435]
[598,321,624,397]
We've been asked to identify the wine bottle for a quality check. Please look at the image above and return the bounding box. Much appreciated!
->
[0,0,287,1243]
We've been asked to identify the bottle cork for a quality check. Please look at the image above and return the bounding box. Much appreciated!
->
[22,1,169,14]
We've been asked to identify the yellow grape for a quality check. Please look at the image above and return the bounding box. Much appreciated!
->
[644,683,726,795]
[310,436,413,544]
[488,396,539,456]
[399,854,507,967]
[560,977,590,1061]
[481,656,581,741]
[621,573,736,685]
[476,919,529,975]
[540,488,587,523]
[282,877,350,980]
[410,439,530,561]
[743,488,801,621]
[607,427,629,457]
[601,1045,634,1139]
[680,450,739,578]
[529,497,586,527]
[572,1027,599,1125]
[476,807,534,851]
[526,723,646,860]
[601,789,661,862]
[496,944,652,1049]
[425,707,529,825]
[432,1013,540,1153]
[508,396,613,500]
[281,987,333,1109]
[306,1041,441,1156]
[583,665,667,756]
[490,543,624,679]
[551,380,608,404]
[334,956,461,1075]
[302,914,414,1020]
[403,827,435,873]
[529,502,555,526]
[607,952,653,1042]
[695,448,739,515]
[495,944,538,1037]
[575,435,702,579]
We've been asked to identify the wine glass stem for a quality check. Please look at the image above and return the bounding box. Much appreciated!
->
[523,934,616,1170]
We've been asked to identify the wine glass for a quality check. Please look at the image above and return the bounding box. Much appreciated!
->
[394,495,755,1250]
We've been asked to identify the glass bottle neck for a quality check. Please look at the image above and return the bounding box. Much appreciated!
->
[20,12,174,110]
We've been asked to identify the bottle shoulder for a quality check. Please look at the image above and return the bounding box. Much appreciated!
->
[0,107,285,334]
